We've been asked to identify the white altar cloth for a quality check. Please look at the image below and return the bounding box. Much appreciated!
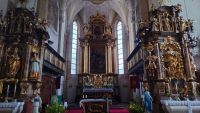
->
[161,100,200,113]
[0,102,24,113]
[83,88,113,93]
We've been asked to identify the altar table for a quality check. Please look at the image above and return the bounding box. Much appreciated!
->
[0,102,24,113]
[80,99,112,113]
[161,100,200,113]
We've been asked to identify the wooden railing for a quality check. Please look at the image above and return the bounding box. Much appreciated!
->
[44,44,65,71]
[127,43,143,74]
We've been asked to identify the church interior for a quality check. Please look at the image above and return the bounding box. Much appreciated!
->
[0,0,200,113]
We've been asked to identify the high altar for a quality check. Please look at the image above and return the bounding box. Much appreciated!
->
[77,13,119,102]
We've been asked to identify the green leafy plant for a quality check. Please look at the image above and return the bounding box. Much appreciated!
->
[128,101,143,113]
[45,101,65,113]
[165,91,171,97]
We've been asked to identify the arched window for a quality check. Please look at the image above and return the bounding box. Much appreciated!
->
[117,21,124,74]
[71,21,78,74]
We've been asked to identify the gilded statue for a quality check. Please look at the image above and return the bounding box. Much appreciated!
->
[146,55,158,77]
[186,19,194,32]
[145,42,158,76]
[189,53,196,78]
[178,16,186,32]
[7,47,21,79]
[152,18,159,31]
[30,50,40,80]
[174,4,182,18]
[83,24,90,36]
[162,12,172,31]
[105,24,112,35]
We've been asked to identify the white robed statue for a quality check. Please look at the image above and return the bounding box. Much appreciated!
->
[30,51,40,80]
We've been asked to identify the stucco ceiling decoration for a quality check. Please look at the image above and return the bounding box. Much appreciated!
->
[84,0,110,5]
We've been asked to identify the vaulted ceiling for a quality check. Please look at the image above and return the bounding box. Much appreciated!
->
[64,0,133,26]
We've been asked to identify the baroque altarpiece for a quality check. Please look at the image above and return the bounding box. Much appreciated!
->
[77,13,119,101]
[0,7,49,100]
[137,4,199,104]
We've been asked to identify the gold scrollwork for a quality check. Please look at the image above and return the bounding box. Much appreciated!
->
[160,36,183,78]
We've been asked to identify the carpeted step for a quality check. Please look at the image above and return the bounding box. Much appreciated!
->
[65,108,129,113]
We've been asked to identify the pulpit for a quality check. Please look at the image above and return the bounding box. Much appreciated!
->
[76,12,119,102]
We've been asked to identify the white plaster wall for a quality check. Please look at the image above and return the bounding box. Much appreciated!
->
[26,0,37,11]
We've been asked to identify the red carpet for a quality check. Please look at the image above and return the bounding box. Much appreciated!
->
[66,108,129,113]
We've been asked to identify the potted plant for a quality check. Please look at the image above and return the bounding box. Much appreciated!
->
[128,101,143,113]
[45,101,65,113]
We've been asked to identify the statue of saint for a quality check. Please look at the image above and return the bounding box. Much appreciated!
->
[7,47,21,78]
[30,51,40,80]
[162,12,172,31]
[178,16,186,32]
[143,87,153,113]
[105,24,112,35]
[152,18,159,31]
[83,24,90,36]
[146,55,157,76]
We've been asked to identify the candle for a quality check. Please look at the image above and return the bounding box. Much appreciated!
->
[6,84,10,97]
[13,83,17,97]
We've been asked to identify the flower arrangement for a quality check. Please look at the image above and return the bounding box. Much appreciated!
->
[128,101,143,113]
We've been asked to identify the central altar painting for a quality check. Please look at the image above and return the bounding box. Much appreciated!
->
[90,45,105,74]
